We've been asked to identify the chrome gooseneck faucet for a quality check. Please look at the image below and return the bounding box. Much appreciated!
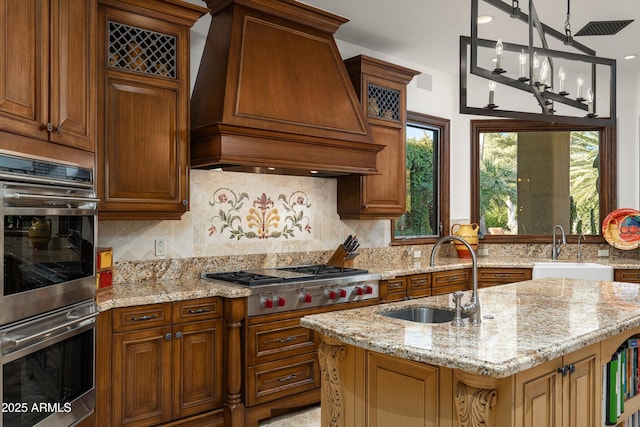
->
[430,235,481,325]
[552,224,567,260]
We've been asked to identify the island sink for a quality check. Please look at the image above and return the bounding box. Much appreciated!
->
[532,261,613,280]
[380,307,468,324]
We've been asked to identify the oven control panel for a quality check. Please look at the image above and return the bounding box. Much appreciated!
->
[248,280,379,316]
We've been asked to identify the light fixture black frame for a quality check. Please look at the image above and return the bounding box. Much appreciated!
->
[460,0,616,126]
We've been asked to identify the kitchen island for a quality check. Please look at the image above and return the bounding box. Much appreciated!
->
[300,278,640,427]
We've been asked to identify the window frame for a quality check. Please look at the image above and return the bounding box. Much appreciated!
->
[391,111,450,245]
[470,119,617,243]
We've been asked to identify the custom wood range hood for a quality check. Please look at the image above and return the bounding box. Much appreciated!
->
[190,0,384,177]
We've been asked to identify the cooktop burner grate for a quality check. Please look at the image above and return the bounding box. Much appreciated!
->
[204,264,370,286]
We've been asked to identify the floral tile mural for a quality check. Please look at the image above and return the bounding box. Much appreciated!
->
[208,188,312,240]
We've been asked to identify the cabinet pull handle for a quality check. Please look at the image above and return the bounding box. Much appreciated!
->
[557,366,568,377]
[56,124,63,133]
[447,276,458,281]
[165,333,172,341]
[388,283,403,289]
[131,314,157,322]
[188,308,212,314]
[277,336,298,343]
[279,374,297,382]
[175,332,182,339]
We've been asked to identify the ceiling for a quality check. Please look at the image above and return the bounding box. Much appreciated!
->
[194,0,639,76]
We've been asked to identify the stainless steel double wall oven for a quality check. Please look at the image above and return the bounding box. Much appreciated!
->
[0,154,98,427]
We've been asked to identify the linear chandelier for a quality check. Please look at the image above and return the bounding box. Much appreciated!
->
[460,0,616,126]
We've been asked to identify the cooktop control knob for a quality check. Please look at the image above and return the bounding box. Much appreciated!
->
[274,296,286,307]
[363,285,373,295]
[353,285,373,296]
[352,287,364,296]
[300,292,313,303]
[337,289,347,298]
[261,296,273,309]
[325,290,337,300]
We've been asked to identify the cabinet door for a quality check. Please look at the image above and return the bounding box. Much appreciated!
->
[172,319,225,419]
[515,358,563,427]
[0,0,49,141]
[100,77,186,217]
[49,0,95,151]
[112,327,172,426]
[478,268,532,288]
[563,345,599,427]
[367,352,439,427]
[615,269,640,283]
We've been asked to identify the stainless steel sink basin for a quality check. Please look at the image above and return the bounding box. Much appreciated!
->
[380,307,467,324]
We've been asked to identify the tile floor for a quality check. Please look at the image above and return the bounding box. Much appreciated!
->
[257,405,320,427]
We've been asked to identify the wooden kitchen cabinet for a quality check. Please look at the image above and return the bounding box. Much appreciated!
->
[338,55,419,219]
[96,0,206,220]
[109,298,225,427]
[380,273,431,303]
[478,267,532,288]
[0,0,96,157]
[514,343,600,427]
[615,269,640,283]
[431,268,471,295]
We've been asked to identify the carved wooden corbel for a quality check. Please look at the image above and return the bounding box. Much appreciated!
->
[318,336,346,427]
[454,371,499,427]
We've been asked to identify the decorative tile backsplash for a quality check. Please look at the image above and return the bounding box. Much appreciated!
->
[98,169,389,262]
[208,188,312,240]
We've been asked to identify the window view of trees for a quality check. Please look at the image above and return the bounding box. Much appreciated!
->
[395,125,437,237]
[479,130,600,235]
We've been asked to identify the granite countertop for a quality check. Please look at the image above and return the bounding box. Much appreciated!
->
[96,277,251,311]
[97,257,640,311]
[300,278,640,378]
[369,257,640,279]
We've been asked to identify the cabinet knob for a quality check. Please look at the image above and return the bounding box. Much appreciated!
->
[56,124,63,133]
[182,199,188,206]
[175,331,182,339]
[165,333,172,341]
[45,123,54,132]
[557,366,568,377]
[568,363,575,374]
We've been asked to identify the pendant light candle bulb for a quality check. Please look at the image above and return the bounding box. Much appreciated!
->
[489,80,496,105]
[495,38,503,69]
[539,58,550,90]
[519,50,527,78]
[586,87,594,114]
[532,52,539,83]
[577,74,584,99]
[558,66,566,92]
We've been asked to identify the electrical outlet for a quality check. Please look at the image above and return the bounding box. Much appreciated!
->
[155,239,166,257]
[413,250,421,258]
[478,248,489,256]
[597,249,610,257]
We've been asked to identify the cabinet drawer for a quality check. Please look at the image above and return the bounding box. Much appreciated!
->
[113,303,172,332]
[248,318,318,365]
[247,353,320,406]
[478,268,532,287]
[172,297,223,324]
[408,273,431,289]
[380,277,406,302]
[432,269,470,288]
[615,270,640,283]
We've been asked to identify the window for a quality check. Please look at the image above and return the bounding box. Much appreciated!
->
[392,112,450,244]
[471,119,616,242]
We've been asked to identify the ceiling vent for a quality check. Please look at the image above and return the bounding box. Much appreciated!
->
[574,20,633,36]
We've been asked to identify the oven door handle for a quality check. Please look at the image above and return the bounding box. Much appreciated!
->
[11,311,98,347]
[10,192,100,204]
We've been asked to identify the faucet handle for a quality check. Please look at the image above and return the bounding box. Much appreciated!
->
[451,291,465,326]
